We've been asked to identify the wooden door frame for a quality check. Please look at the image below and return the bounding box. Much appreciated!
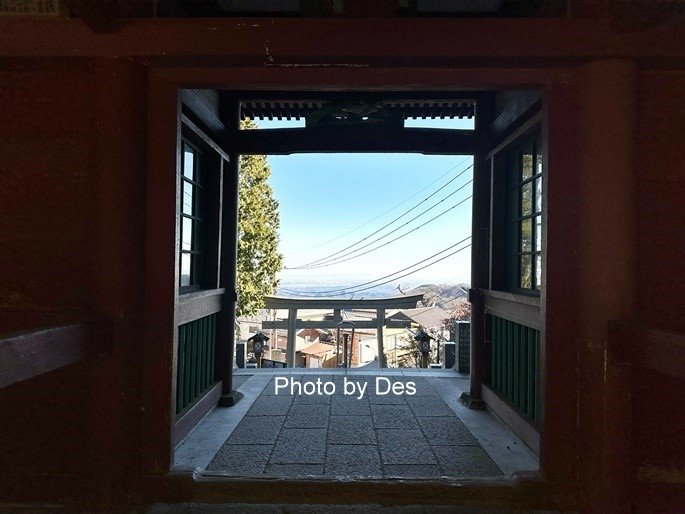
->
[141,63,581,508]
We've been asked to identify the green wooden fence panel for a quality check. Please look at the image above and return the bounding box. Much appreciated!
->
[199,317,205,392]
[518,325,530,413]
[210,315,216,386]
[527,326,535,419]
[494,317,500,390]
[506,319,510,399]
[514,322,521,406]
[199,315,206,393]
[184,321,191,408]
[190,320,197,403]
[177,325,186,414]
[489,315,540,423]
[176,313,218,415]
[535,329,541,422]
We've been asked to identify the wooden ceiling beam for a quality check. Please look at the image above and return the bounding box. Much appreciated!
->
[1,17,682,60]
[233,126,478,155]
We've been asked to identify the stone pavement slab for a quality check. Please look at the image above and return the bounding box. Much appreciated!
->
[226,415,285,445]
[371,404,420,429]
[417,416,479,446]
[432,445,503,477]
[206,444,272,474]
[184,370,537,480]
[325,445,383,477]
[271,428,327,464]
[328,415,376,445]
[330,395,371,415]
[405,395,457,417]
[265,463,324,477]
[376,429,437,465]
[284,404,329,428]
[248,395,293,416]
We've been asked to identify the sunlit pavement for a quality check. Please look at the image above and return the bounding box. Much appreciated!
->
[174,369,538,480]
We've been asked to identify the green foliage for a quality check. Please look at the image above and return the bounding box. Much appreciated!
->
[237,119,283,317]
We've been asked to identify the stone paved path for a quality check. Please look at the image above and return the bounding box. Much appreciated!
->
[206,375,503,479]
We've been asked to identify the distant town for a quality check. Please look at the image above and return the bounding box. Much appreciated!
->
[236,282,470,369]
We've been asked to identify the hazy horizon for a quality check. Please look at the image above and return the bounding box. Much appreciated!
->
[259,119,474,292]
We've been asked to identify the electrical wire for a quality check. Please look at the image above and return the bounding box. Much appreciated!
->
[286,163,473,269]
[279,241,472,297]
[280,236,471,296]
[286,156,472,256]
[293,194,472,270]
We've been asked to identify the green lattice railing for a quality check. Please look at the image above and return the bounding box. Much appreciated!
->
[490,315,541,422]
[176,313,217,415]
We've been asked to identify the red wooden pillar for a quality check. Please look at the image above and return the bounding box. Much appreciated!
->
[467,94,494,409]
[89,58,148,494]
[141,72,180,472]
[576,59,637,510]
[540,81,582,492]
[217,96,240,405]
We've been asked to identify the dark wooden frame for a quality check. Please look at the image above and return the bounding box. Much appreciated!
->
[141,63,580,511]
[487,110,543,295]
[507,135,543,293]
[172,381,222,446]
[0,321,111,389]
[179,114,228,292]
[174,108,230,442]
[482,383,541,456]
[481,288,542,449]
[233,126,477,155]
[179,137,205,292]
[482,289,541,331]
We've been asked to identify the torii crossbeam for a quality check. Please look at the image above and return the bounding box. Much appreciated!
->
[262,294,424,368]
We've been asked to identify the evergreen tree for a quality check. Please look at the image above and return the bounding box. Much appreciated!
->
[237,119,283,316]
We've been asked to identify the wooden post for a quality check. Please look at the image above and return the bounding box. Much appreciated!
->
[467,94,494,409]
[575,59,637,510]
[216,97,240,406]
[141,75,180,472]
[287,308,297,367]
[539,80,581,490]
[376,308,385,367]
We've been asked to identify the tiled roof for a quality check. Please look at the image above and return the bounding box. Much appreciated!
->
[388,306,449,330]
[298,341,337,358]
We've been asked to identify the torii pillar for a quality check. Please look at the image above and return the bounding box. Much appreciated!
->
[376,308,385,367]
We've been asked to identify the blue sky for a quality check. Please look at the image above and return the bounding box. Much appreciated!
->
[254,118,474,286]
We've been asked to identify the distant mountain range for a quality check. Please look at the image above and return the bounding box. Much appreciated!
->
[405,283,469,311]
[275,281,469,310]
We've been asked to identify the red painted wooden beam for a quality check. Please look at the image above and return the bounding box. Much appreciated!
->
[0,17,683,60]
[0,321,111,388]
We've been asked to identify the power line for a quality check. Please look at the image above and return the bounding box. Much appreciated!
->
[286,163,473,269]
[294,194,472,270]
[287,163,472,268]
[343,242,470,295]
[296,187,471,269]
[287,156,472,256]
[320,242,472,295]
[280,241,472,297]
[280,236,471,296]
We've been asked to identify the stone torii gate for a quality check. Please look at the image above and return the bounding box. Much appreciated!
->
[262,294,424,368]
